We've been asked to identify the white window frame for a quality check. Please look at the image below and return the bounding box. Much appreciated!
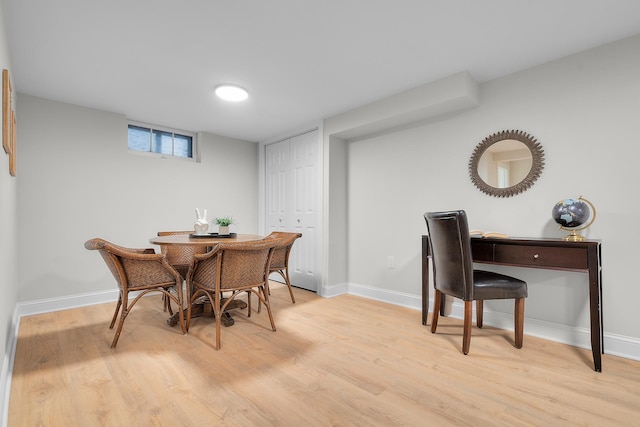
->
[127,120,198,161]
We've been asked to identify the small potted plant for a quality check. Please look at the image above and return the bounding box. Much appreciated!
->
[214,216,234,235]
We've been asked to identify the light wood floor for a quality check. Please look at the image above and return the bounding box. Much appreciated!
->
[8,283,640,426]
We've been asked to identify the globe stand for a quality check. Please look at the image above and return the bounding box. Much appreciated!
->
[560,227,588,242]
[558,197,596,241]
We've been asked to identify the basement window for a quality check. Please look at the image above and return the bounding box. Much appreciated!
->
[127,121,195,159]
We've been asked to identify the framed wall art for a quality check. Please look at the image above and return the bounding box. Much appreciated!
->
[3,69,11,154]
[3,68,16,176]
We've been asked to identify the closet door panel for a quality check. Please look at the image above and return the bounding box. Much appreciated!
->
[265,129,320,291]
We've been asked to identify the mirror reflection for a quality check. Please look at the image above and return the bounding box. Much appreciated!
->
[477,140,532,188]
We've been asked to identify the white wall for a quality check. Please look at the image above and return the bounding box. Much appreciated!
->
[16,94,259,302]
[333,34,640,355]
[0,0,17,415]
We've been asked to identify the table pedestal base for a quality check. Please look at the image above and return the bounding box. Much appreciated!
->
[166,299,247,328]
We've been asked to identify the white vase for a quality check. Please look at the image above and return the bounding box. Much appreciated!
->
[194,222,209,235]
[194,208,209,235]
[218,225,230,235]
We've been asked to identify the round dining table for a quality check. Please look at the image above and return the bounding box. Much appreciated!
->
[149,233,265,327]
[149,232,264,247]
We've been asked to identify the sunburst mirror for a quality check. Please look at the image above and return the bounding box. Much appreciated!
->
[469,130,545,197]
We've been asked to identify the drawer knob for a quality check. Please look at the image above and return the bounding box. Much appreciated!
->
[533,254,539,259]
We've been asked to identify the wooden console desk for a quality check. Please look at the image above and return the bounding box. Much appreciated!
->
[421,235,603,371]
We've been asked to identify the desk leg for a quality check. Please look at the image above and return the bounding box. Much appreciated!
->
[422,237,430,325]
[588,245,603,372]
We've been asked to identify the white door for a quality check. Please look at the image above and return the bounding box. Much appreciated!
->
[265,129,320,292]
[265,137,289,232]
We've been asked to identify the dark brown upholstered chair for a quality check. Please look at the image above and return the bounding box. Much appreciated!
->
[156,231,208,313]
[185,238,281,350]
[423,210,528,354]
[265,231,303,303]
[84,238,186,348]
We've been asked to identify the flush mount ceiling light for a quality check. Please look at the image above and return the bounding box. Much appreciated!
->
[214,84,249,102]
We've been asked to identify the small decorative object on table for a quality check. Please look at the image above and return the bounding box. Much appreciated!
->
[214,216,234,235]
[194,208,210,235]
[551,196,596,241]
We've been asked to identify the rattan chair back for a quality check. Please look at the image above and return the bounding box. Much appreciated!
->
[84,238,186,347]
[156,231,208,278]
[264,231,302,303]
[186,238,282,349]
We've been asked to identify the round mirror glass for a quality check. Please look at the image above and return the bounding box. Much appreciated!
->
[477,139,532,188]
[469,130,544,197]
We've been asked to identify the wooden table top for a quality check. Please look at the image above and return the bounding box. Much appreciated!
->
[149,233,264,246]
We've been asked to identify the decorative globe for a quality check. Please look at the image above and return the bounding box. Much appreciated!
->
[552,198,590,228]
[551,197,596,241]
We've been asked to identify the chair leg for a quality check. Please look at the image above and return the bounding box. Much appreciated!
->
[262,278,274,312]
[514,298,525,349]
[110,293,123,329]
[463,301,472,355]
[214,289,225,350]
[261,285,277,332]
[246,290,252,317]
[476,300,484,328]
[258,286,269,314]
[186,288,207,332]
[168,289,186,335]
[163,290,175,316]
[215,309,222,350]
[284,268,296,303]
[165,278,186,314]
[111,307,128,348]
[430,290,441,333]
[186,294,192,332]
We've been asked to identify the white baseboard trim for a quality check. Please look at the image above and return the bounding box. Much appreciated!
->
[0,309,19,427]
[15,289,120,318]
[320,282,349,298]
[340,282,640,363]
[347,282,422,309]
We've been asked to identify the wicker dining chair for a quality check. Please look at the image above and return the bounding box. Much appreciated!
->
[84,238,186,348]
[265,231,303,303]
[185,238,281,350]
[156,231,208,314]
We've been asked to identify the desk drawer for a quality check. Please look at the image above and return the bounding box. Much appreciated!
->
[494,245,589,270]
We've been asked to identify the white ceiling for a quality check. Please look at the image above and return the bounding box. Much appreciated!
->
[5,0,640,142]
